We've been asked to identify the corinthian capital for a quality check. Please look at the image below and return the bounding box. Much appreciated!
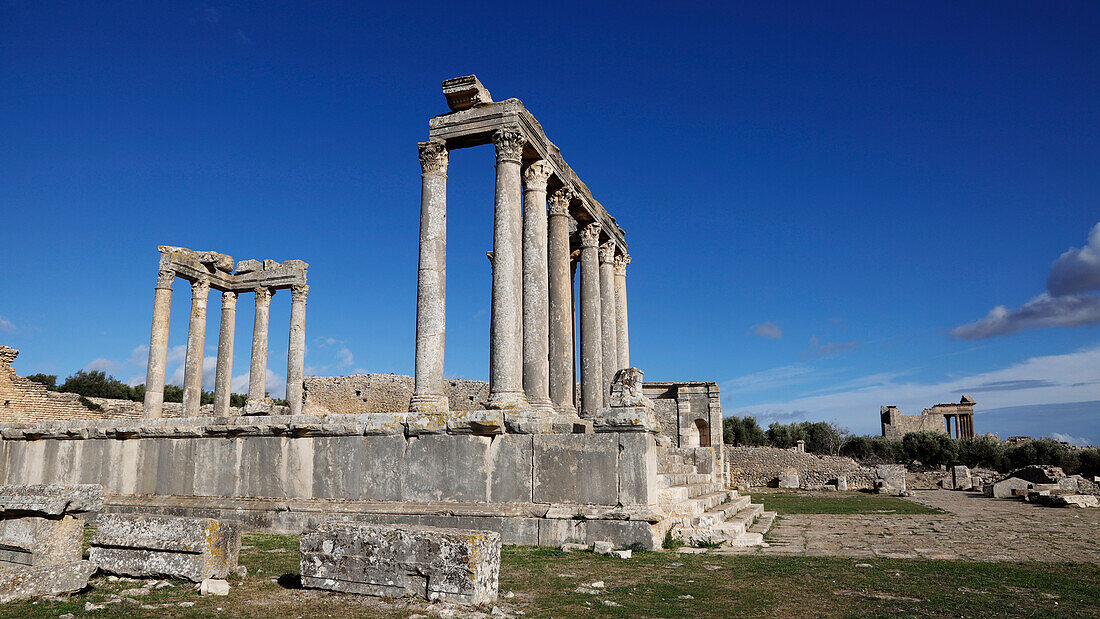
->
[222,290,238,307]
[523,160,553,191]
[254,287,273,303]
[579,222,601,248]
[155,269,175,290]
[548,187,574,216]
[418,140,449,175]
[599,242,617,264]
[493,127,525,163]
[291,283,310,302]
[614,253,631,275]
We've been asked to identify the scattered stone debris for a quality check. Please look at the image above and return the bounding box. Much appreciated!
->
[560,543,589,552]
[199,578,230,596]
[834,589,923,602]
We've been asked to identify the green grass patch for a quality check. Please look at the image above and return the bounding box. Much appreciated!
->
[753,490,943,515]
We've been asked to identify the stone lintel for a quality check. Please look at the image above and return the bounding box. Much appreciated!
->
[428,99,627,252]
[0,484,105,516]
[157,246,308,292]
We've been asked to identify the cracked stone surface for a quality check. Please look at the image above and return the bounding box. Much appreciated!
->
[712,489,1100,562]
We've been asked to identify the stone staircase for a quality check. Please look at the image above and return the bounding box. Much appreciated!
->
[658,447,775,547]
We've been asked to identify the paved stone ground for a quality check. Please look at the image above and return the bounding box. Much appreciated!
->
[714,489,1100,562]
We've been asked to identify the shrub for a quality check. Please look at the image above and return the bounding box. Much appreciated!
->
[25,373,58,390]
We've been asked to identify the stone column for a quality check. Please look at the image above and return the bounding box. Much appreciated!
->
[547,187,576,414]
[410,139,450,413]
[487,127,528,411]
[248,287,273,404]
[614,253,631,369]
[213,290,237,417]
[286,283,309,415]
[142,269,174,418]
[578,223,603,417]
[521,160,554,413]
[599,242,619,408]
[182,277,210,417]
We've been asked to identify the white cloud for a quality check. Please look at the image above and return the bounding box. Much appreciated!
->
[167,345,187,365]
[955,222,1100,338]
[128,345,149,366]
[722,364,818,395]
[747,321,783,339]
[1048,221,1100,296]
[0,315,14,332]
[336,347,354,367]
[1050,432,1094,447]
[733,342,1100,435]
[85,358,122,374]
[801,335,858,358]
[230,369,285,399]
[951,293,1100,339]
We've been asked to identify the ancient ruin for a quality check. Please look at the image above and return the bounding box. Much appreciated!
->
[89,514,242,581]
[0,76,764,551]
[881,395,976,439]
[142,246,309,417]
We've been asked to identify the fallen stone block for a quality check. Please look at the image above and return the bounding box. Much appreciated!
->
[778,474,800,489]
[835,476,848,492]
[560,543,589,552]
[990,477,1031,499]
[951,466,972,490]
[593,541,614,555]
[300,522,500,605]
[0,484,104,517]
[609,549,632,559]
[1049,494,1099,508]
[0,560,96,603]
[198,579,230,596]
[0,513,83,567]
[89,514,241,582]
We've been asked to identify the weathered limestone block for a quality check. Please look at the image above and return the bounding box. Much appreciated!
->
[89,514,241,581]
[951,465,972,490]
[778,472,800,489]
[835,475,848,491]
[0,560,96,603]
[873,465,906,495]
[0,484,104,516]
[1050,494,1099,508]
[986,477,1031,499]
[0,515,83,567]
[300,523,500,605]
[442,75,493,111]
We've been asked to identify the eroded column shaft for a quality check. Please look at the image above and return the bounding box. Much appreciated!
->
[286,284,309,415]
[410,140,450,413]
[248,287,273,403]
[579,223,603,416]
[521,161,554,413]
[213,290,237,417]
[547,188,576,414]
[614,254,631,369]
[182,278,210,416]
[487,128,528,411]
[599,243,619,407]
[142,269,174,418]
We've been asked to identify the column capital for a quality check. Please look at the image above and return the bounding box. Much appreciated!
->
[599,241,617,264]
[493,127,526,163]
[291,283,310,301]
[221,290,238,305]
[156,269,175,290]
[613,253,631,275]
[191,277,210,297]
[522,160,553,191]
[548,187,575,216]
[254,286,274,302]
[418,140,449,175]
[579,223,601,249]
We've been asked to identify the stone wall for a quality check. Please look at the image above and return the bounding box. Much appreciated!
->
[0,346,134,423]
[724,446,875,489]
[303,374,489,414]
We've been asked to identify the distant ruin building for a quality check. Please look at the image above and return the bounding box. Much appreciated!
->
[880,396,976,439]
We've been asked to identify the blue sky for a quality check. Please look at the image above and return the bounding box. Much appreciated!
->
[1,2,1098,441]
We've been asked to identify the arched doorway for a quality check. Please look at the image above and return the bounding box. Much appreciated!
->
[694,418,711,447]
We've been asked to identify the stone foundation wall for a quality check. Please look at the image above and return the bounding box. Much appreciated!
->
[0,414,663,549]
[303,374,490,414]
[724,446,875,489]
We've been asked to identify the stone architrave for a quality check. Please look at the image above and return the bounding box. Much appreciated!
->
[286,284,309,415]
[578,223,603,417]
[213,290,237,417]
[182,278,210,417]
[143,269,175,418]
[487,127,528,411]
[248,287,273,405]
[521,160,554,413]
[410,139,450,413]
[89,514,241,582]
[300,523,501,605]
[598,242,619,408]
[547,188,576,414]
[613,253,630,369]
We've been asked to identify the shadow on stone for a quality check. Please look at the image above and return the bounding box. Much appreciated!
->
[278,573,302,590]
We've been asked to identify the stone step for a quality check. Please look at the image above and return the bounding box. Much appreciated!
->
[676,494,751,528]
[661,489,730,517]
[748,510,777,538]
[657,463,697,475]
[658,482,725,506]
[671,502,766,548]
[658,473,713,487]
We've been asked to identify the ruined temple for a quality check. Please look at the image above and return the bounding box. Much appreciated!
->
[881,395,976,439]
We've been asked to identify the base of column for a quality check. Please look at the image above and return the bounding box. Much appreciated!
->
[525,396,556,415]
[409,394,450,413]
[487,390,529,413]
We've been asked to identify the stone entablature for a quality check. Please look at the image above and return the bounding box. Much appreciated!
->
[142,245,310,420]
[881,395,976,439]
